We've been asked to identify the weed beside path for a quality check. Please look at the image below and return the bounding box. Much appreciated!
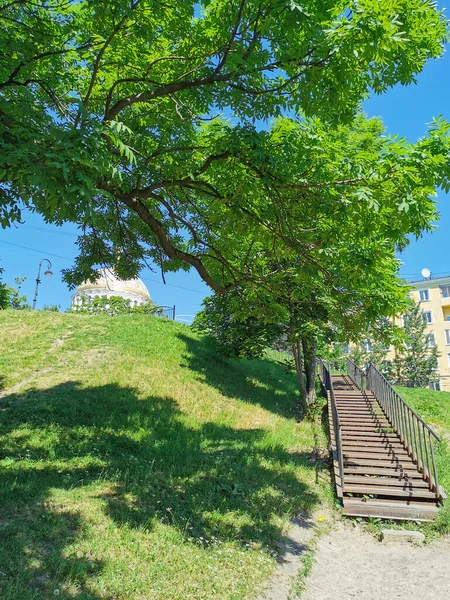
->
[0,310,331,600]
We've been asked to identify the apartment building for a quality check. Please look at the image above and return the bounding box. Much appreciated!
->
[392,272,450,391]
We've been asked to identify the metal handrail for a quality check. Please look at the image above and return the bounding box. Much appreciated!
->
[347,359,442,500]
[318,360,345,494]
[346,358,366,390]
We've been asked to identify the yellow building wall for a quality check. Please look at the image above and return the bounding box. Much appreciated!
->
[408,279,450,391]
[369,277,450,391]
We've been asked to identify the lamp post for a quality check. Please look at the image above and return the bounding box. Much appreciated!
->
[32,258,53,310]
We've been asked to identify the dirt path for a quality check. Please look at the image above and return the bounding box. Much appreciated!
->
[300,520,450,599]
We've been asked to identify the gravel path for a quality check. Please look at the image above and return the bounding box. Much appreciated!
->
[300,521,450,600]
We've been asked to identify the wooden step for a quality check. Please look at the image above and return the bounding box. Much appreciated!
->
[342,497,439,521]
[343,445,409,456]
[343,440,401,446]
[341,426,394,431]
[336,401,377,406]
[342,433,399,439]
[340,417,388,422]
[343,444,408,453]
[344,475,430,488]
[335,394,375,398]
[343,439,404,446]
[344,485,436,499]
[340,417,389,426]
[337,405,380,409]
[341,427,396,433]
[344,457,412,467]
[343,439,404,447]
[334,390,378,404]
[340,419,390,424]
[344,465,418,476]
[335,395,375,399]
[339,413,387,418]
[339,412,387,418]
[337,406,381,410]
[337,406,378,410]
[335,390,374,393]
[344,458,416,470]
[338,410,383,415]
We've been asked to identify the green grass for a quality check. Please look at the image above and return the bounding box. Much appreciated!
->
[0,310,331,600]
[365,385,450,540]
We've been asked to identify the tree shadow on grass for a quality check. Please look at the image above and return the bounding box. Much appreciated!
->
[177,333,299,418]
[0,382,318,598]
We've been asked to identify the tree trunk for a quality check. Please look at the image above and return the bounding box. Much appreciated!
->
[292,340,307,412]
[302,337,317,406]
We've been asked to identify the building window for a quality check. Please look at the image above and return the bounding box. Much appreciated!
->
[419,289,430,302]
[363,340,372,352]
[430,380,441,391]
[427,333,436,348]
[440,285,450,298]
[422,311,432,324]
[446,330,450,345]
[431,356,439,370]
[341,344,349,355]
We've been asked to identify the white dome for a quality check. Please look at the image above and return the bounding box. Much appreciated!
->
[71,268,151,307]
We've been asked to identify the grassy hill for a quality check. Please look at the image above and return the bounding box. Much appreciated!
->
[0,310,330,600]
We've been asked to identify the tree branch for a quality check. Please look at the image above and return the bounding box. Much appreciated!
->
[116,194,229,293]
[78,0,141,125]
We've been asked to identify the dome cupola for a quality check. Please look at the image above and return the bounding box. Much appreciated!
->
[71,268,151,308]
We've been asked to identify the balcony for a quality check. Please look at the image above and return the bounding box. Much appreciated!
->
[441,296,450,308]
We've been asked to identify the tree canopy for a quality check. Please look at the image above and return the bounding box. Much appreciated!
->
[1,0,449,292]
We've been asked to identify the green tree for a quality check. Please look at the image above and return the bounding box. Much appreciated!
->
[0,260,8,309]
[392,304,440,387]
[194,292,284,360]
[349,339,391,372]
[1,1,448,292]
[3,277,30,310]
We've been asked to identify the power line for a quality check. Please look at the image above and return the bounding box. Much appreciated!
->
[140,277,206,295]
[21,224,78,238]
[0,240,73,261]
[0,239,207,295]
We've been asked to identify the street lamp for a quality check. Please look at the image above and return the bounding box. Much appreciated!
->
[32,258,53,310]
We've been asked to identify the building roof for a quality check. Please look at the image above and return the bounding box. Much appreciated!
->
[74,268,151,300]
[403,272,450,286]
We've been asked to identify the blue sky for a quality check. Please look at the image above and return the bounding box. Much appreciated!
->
[1,23,449,315]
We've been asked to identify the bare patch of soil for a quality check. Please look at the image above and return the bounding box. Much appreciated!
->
[299,520,450,599]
